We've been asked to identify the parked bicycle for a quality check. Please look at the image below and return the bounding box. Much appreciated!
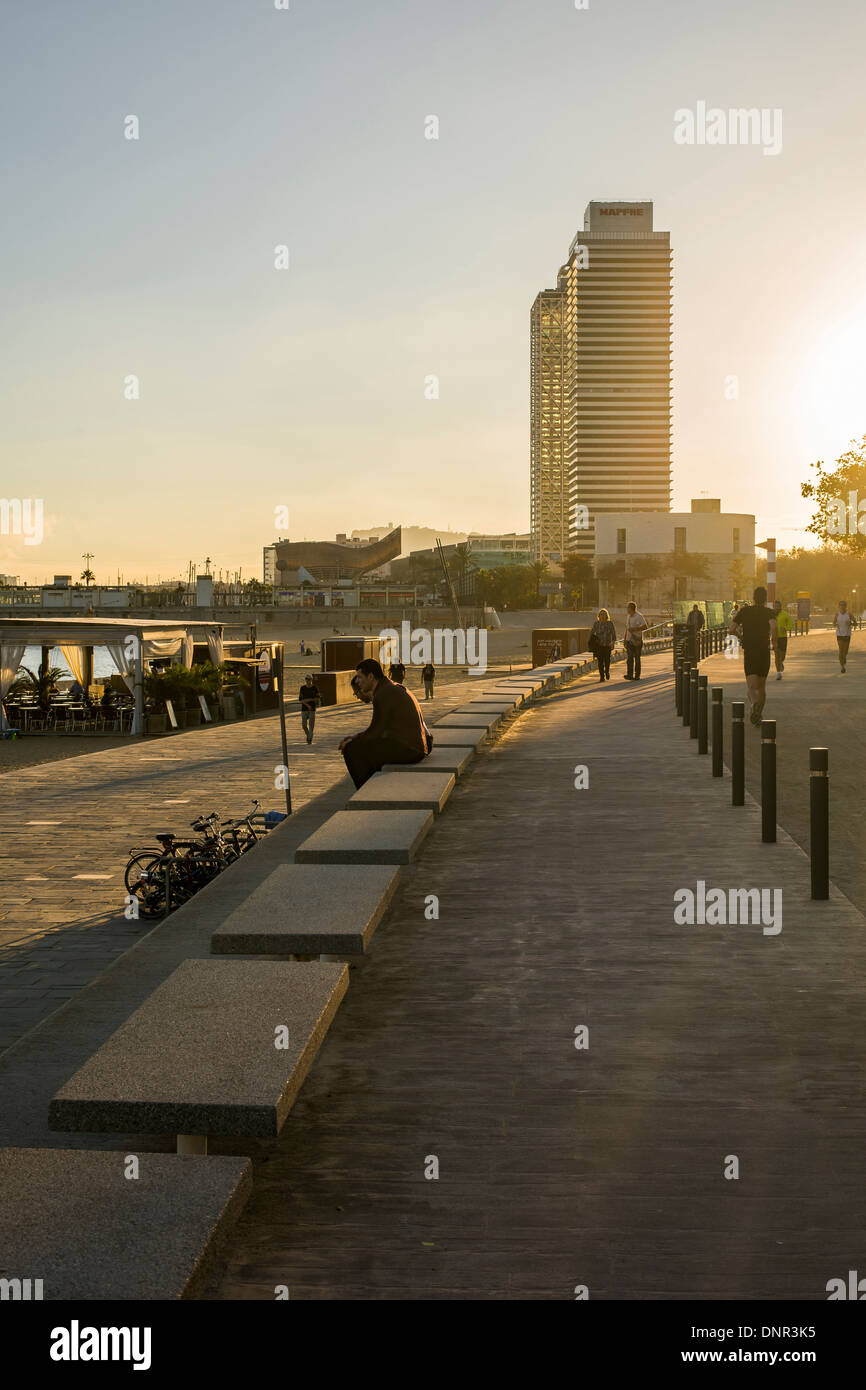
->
[124,800,282,918]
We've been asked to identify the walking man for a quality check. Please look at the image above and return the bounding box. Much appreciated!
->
[339,659,431,788]
[298,673,321,744]
[421,661,436,700]
[728,585,778,726]
[388,660,406,685]
[834,599,855,672]
[686,603,705,660]
[623,601,648,680]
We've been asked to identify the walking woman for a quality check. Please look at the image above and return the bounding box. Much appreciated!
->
[590,608,617,682]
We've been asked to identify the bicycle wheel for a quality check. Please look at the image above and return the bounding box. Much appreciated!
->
[124,853,163,896]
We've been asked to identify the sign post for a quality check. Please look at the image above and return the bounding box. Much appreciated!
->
[757,537,776,604]
[276,643,292,816]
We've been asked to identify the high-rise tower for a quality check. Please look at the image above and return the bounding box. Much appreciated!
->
[566,201,672,556]
[529,266,569,567]
[530,201,672,567]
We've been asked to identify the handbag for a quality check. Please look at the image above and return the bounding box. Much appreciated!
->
[588,632,599,654]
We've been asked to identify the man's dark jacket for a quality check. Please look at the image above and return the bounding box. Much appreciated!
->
[352,678,429,755]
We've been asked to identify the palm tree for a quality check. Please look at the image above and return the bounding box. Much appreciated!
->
[529,560,550,605]
[80,568,95,587]
[7,661,66,715]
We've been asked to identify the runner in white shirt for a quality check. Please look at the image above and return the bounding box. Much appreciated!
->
[834,600,855,672]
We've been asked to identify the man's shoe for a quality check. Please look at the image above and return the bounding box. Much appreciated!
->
[776,673,782,680]
[623,674,633,680]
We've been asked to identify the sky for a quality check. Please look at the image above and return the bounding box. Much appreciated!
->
[2,0,865,583]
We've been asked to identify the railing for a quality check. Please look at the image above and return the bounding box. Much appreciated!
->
[637,620,674,652]
[672,623,727,668]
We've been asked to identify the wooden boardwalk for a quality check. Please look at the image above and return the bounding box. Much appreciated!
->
[204,649,866,1300]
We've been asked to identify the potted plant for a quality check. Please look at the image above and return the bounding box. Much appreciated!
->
[144,667,187,732]
[7,661,66,716]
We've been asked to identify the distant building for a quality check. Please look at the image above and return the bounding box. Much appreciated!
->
[467,532,532,569]
[530,271,569,568]
[531,200,673,566]
[594,499,754,608]
[273,528,402,585]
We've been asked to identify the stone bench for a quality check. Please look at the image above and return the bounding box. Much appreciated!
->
[212,863,400,956]
[457,701,517,713]
[433,712,502,731]
[295,808,433,864]
[0,1147,252,1300]
[382,746,473,777]
[428,727,489,748]
[48,959,349,1152]
[346,770,455,815]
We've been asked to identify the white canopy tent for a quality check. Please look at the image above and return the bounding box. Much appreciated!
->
[0,617,224,735]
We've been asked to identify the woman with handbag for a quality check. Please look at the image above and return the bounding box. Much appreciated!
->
[590,608,617,682]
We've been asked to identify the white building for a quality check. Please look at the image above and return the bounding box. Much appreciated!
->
[594,499,755,608]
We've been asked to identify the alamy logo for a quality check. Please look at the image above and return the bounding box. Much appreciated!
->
[0,1277,43,1300]
[673,880,782,936]
[379,621,487,673]
[50,1321,152,1371]
[824,491,866,536]
[0,497,43,545]
[674,102,782,156]
[826,1270,866,1300]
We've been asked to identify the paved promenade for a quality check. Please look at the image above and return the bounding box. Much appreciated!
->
[0,674,483,1053]
[200,649,866,1300]
[701,628,866,914]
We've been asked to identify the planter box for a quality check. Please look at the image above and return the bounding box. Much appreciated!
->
[146,713,167,735]
[182,708,201,728]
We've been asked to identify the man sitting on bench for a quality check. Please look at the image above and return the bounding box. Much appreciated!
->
[339,658,431,788]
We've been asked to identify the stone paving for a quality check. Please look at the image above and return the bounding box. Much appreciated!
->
[0,673,487,1053]
[700,628,866,914]
[198,648,866,1300]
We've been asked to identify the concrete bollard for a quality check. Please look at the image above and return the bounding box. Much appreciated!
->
[761,720,776,843]
[698,675,708,753]
[711,687,723,777]
[681,662,691,727]
[731,702,745,806]
[810,747,829,900]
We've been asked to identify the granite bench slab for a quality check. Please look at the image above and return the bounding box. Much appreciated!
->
[295,808,433,864]
[433,713,501,730]
[48,959,348,1139]
[382,747,473,777]
[212,864,400,956]
[457,701,516,713]
[0,1147,252,1300]
[427,727,490,748]
[346,771,455,815]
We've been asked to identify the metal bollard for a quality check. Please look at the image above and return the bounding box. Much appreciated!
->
[810,747,829,900]
[675,660,683,714]
[681,662,691,726]
[689,668,699,738]
[731,701,745,805]
[711,687,723,776]
[761,720,776,843]
[698,675,708,753]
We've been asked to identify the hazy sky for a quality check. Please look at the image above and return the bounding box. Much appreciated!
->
[2,0,865,583]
